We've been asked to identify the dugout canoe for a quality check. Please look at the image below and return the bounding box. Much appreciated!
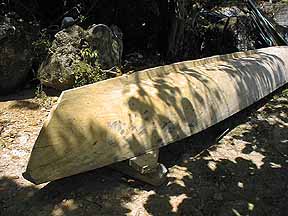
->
[23,46,288,184]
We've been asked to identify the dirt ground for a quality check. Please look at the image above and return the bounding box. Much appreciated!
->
[0,86,287,216]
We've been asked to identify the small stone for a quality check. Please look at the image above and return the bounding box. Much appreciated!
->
[16,134,29,145]
[11,149,26,157]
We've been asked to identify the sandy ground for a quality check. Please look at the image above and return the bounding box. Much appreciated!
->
[0,87,287,216]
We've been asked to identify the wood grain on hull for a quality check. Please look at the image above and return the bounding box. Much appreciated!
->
[24,46,288,184]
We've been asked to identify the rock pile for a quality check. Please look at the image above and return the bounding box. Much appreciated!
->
[38,24,123,90]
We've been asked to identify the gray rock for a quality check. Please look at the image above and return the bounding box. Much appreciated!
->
[262,3,288,28]
[38,25,84,90]
[0,16,36,95]
[61,17,75,29]
[86,24,122,68]
[202,15,257,56]
[38,24,123,90]
[235,16,257,51]
[216,6,244,17]
[274,5,288,27]
[111,25,123,66]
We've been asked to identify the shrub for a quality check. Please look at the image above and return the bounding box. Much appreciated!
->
[32,32,52,67]
[72,61,107,87]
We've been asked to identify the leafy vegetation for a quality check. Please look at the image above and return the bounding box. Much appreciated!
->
[80,48,99,65]
[72,47,107,87]
[34,85,54,108]
[32,32,52,70]
[72,61,107,87]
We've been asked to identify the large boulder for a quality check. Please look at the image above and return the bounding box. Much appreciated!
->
[38,25,85,90]
[274,5,288,28]
[0,16,36,95]
[38,24,123,90]
[86,24,123,69]
[201,15,258,57]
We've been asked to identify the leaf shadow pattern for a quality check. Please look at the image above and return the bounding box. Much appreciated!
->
[1,48,288,215]
[143,90,288,216]
[127,49,288,215]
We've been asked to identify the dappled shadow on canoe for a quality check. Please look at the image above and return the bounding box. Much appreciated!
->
[128,50,288,215]
[123,49,287,163]
[122,49,287,167]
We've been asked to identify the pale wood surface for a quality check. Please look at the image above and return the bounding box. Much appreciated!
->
[24,46,288,184]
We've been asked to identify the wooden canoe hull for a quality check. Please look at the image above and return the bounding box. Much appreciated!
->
[24,46,288,184]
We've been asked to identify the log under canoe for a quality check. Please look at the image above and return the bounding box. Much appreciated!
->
[24,46,288,184]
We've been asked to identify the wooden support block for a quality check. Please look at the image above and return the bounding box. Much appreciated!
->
[129,150,159,174]
[112,150,168,186]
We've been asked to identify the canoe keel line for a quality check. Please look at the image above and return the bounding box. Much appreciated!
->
[23,46,288,185]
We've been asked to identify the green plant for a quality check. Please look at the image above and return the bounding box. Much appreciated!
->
[80,48,98,65]
[72,61,107,87]
[35,85,47,99]
[34,85,52,108]
[32,32,52,68]
[72,47,107,87]
[32,33,51,55]
[79,15,88,23]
